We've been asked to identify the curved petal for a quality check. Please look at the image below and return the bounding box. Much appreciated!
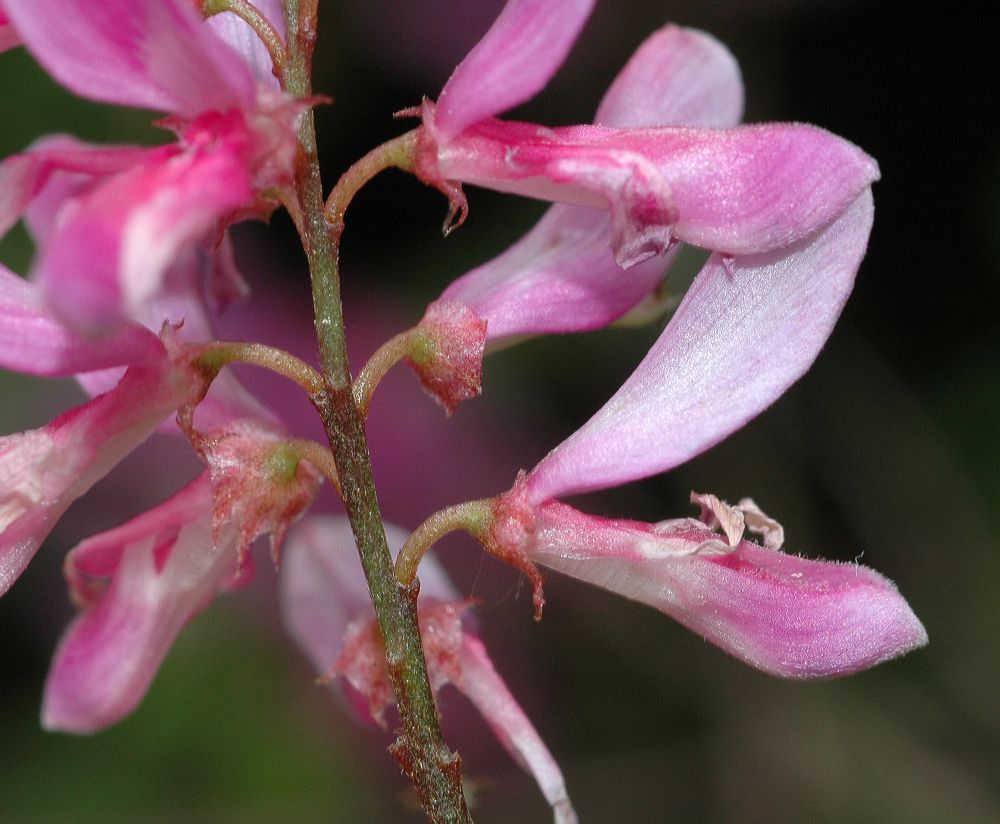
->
[3,0,255,117]
[0,354,198,596]
[528,501,928,678]
[438,207,675,341]
[0,137,154,241]
[206,0,284,90]
[435,24,744,344]
[42,474,238,733]
[459,634,577,824]
[34,135,253,335]
[434,0,596,140]
[595,25,743,129]
[527,189,874,502]
[0,264,163,375]
[431,121,878,266]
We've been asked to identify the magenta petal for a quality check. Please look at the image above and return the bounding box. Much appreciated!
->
[529,502,928,678]
[42,474,238,733]
[0,354,196,595]
[459,634,578,823]
[0,9,20,52]
[434,0,596,140]
[0,264,163,375]
[527,189,874,501]
[595,25,743,129]
[34,141,253,334]
[0,137,154,241]
[3,0,254,117]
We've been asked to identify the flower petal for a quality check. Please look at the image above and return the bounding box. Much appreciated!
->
[595,25,743,129]
[458,633,578,824]
[434,24,744,344]
[0,263,163,375]
[206,0,284,90]
[33,133,253,335]
[0,136,153,242]
[3,0,255,117]
[434,0,596,140]
[527,189,874,501]
[431,121,878,266]
[0,352,197,595]
[42,474,239,732]
[528,501,928,678]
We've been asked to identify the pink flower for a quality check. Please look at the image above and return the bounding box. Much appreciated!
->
[43,417,323,733]
[432,25,744,347]
[414,0,878,268]
[0,0,298,333]
[281,516,577,824]
[462,190,928,676]
[0,330,203,596]
[408,24,745,409]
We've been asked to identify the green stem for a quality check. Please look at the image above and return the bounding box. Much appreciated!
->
[353,327,420,419]
[395,499,493,586]
[194,340,325,395]
[281,3,469,821]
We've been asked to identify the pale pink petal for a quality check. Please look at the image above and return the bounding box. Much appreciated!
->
[0,353,198,595]
[3,0,255,117]
[206,0,284,89]
[435,25,743,343]
[434,0,596,140]
[437,204,675,342]
[595,25,743,129]
[527,189,874,502]
[430,120,878,266]
[459,634,577,823]
[42,474,240,732]
[528,501,928,678]
[0,264,163,375]
[34,134,253,334]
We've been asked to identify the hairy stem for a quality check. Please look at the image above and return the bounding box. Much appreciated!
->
[194,340,324,395]
[281,2,470,821]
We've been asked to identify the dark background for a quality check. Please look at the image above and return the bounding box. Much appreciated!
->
[1,1,997,821]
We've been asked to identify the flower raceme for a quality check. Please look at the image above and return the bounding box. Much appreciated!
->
[0,0,928,820]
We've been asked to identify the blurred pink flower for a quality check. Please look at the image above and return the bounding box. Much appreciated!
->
[0,0,298,334]
[282,516,577,824]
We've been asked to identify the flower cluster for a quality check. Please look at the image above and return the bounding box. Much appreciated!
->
[0,1,925,821]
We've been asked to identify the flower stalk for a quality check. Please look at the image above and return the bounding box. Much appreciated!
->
[281,2,469,820]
